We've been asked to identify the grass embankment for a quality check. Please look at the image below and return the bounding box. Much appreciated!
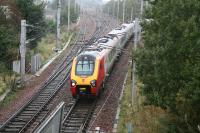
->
[0,74,20,107]
[0,77,6,95]
[36,31,75,65]
[0,75,17,96]
[117,64,169,133]
[0,86,21,107]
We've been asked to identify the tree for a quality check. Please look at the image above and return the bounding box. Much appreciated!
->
[16,0,46,49]
[0,1,20,70]
[134,0,200,132]
[0,0,47,71]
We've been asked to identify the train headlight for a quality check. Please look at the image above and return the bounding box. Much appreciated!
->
[90,80,96,87]
[71,80,76,87]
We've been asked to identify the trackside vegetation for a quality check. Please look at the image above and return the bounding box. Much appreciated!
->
[134,0,200,132]
[0,0,79,96]
[117,66,169,132]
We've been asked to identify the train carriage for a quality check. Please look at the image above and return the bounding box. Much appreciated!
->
[70,23,134,98]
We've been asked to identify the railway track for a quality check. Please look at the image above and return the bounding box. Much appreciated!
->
[61,99,96,133]
[59,14,120,133]
[60,15,119,133]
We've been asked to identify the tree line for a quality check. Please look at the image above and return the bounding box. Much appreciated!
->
[0,0,45,73]
[134,0,200,132]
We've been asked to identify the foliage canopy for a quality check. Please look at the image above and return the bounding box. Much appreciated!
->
[135,0,200,132]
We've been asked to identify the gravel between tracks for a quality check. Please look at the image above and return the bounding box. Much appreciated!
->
[88,41,131,132]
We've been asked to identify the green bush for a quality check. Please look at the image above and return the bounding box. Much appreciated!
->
[134,0,200,132]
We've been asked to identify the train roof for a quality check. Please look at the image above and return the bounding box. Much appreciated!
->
[108,23,134,36]
[75,22,134,60]
[78,50,100,57]
[78,36,118,59]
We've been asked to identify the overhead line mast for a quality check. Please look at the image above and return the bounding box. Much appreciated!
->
[56,0,61,50]
[68,0,71,31]
[122,0,126,23]
[20,20,26,83]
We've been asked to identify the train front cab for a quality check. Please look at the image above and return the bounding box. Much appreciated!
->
[70,54,105,98]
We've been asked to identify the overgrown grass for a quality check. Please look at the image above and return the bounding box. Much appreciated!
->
[0,89,17,107]
[0,74,18,96]
[0,77,6,95]
[117,64,169,133]
[0,74,21,107]
[0,79,23,107]
[36,34,56,64]
[36,31,74,65]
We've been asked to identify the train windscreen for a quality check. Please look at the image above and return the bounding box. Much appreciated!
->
[75,55,95,76]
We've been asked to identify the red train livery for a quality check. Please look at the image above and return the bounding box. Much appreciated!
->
[70,22,134,98]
